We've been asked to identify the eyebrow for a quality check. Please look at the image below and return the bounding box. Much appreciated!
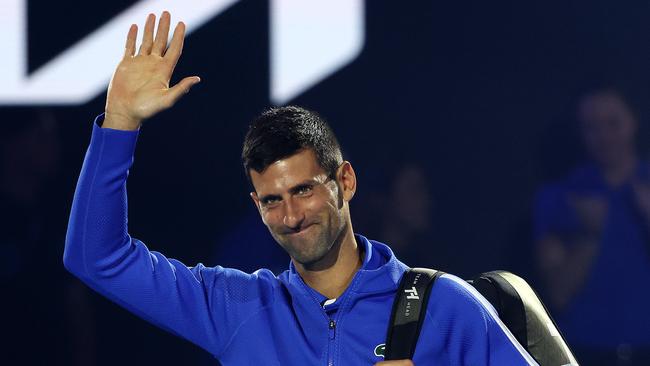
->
[258,178,322,203]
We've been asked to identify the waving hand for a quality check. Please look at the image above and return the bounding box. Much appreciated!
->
[104,12,201,130]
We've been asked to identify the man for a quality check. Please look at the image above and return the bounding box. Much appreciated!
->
[534,87,650,364]
[64,12,536,365]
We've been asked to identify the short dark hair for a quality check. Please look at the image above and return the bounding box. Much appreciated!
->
[242,106,343,183]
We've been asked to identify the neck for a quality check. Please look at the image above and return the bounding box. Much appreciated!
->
[294,224,362,299]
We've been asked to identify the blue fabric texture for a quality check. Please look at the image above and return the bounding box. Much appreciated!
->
[64,115,537,365]
[534,163,650,347]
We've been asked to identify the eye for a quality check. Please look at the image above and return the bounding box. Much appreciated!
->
[261,197,281,208]
[295,185,313,196]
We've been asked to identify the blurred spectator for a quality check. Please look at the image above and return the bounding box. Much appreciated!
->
[533,88,650,364]
[379,163,440,268]
[0,110,96,365]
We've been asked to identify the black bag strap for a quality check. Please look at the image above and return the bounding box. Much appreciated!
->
[384,268,444,360]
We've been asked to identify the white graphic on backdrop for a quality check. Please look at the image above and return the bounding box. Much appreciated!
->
[270,0,364,104]
[0,0,364,105]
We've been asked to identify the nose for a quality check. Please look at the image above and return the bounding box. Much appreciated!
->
[282,197,305,230]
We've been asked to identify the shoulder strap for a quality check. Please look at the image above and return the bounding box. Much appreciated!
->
[384,268,444,360]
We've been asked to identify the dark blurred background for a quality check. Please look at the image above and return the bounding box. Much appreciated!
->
[2,1,650,365]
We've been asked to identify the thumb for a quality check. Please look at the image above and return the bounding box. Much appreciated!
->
[165,76,201,107]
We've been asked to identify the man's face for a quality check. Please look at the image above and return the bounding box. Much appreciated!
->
[250,149,348,267]
[578,91,637,167]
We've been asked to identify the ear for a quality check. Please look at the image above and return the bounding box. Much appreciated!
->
[337,161,357,202]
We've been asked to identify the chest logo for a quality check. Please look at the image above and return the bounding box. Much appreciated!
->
[374,343,386,358]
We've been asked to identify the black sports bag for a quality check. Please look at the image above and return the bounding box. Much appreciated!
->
[384,268,579,366]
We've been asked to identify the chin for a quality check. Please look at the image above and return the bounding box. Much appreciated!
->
[289,239,333,267]
[273,224,343,268]
[296,249,329,266]
[289,245,326,266]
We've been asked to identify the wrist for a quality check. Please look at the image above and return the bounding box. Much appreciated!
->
[103,111,142,131]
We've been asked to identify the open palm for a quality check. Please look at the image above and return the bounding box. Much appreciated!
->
[104,12,200,130]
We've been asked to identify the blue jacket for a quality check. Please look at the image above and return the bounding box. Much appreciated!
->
[64,116,538,365]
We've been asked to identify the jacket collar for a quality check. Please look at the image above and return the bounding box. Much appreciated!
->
[283,234,408,297]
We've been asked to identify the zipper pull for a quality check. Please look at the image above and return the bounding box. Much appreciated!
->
[328,319,336,339]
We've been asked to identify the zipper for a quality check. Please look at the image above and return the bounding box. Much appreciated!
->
[294,276,337,365]
[294,266,364,366]
[328,319,336,336]
[327,318,337,365]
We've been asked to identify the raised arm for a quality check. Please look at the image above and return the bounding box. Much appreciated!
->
[63,13,275,358]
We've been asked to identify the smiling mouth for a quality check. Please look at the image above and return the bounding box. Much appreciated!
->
[287,223,316,236]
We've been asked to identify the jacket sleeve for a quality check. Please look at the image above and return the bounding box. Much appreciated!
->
[422,274,539,365]
[63,115,276,357]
